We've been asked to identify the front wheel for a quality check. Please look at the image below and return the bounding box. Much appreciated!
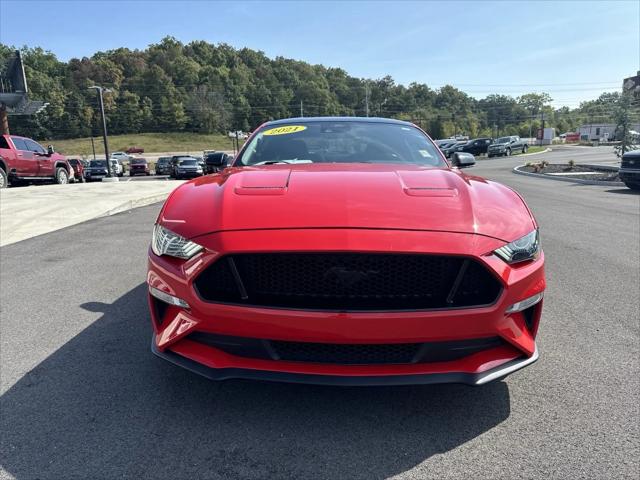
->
[505,148,512,157]
[522,145,528,153]
[56,167,69,185]
[0,168,8,188]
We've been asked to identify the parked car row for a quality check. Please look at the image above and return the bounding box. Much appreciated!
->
[1,135,236,188]
[83,159,123,181]
[435,136,528,158]
[160,152,233,179]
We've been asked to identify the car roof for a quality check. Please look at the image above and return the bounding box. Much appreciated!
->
[262,116,415,128]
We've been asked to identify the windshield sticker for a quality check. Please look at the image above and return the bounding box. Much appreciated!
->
[262,125,307,136]
[418,150,431,157]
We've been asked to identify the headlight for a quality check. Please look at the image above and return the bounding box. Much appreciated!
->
[151,224,203,259]
[494,229,540,264]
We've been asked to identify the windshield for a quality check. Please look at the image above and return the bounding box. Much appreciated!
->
[495,137,511,143]
[236,121,445,167]
[179,159,197,166]
[89,160,107,167]
[131,159,146,165]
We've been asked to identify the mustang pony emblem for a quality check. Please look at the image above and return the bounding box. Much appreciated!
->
[323,266,380,288]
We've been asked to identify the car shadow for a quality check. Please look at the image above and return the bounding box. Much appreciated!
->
[1,283,510,479]
[605,188,639,195]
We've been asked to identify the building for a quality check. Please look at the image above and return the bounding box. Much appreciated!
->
[578,123,640,142]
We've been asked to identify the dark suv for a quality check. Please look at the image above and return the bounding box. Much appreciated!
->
[487,136,528,157]
[454,138,493,156]
[204,152,232,174]
[170,156,203,179]
[155,156,172,175]
[619,150,640,190]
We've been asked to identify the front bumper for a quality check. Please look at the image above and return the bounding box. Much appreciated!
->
[619,168,640,183]
[148,228,545,385]
[152,337,539,386]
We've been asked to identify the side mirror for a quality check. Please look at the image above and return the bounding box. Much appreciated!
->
[47,145,55,155]
[451,152,475,168]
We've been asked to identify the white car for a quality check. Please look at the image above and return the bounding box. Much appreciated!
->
[110,159,124,177]
[110,151,131,162]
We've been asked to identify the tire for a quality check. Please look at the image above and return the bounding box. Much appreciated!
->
[522,144,528,154]
[624,182,640,191]
[55,167,69,185]
[0,168,7,188]
[505,148,511,157]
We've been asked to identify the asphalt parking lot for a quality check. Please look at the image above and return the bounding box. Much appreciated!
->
[1,147,638,479]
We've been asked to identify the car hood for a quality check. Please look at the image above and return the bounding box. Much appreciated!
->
[159,164,535,242]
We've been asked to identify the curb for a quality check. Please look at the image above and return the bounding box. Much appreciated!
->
[103,193,170,217]
[483,148,550,160]
[519,147,552,157]
[512,165,623,187]
[580,163,619,172]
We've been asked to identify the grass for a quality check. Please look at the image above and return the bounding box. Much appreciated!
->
[519,146,546,155]
[48,132,236,156]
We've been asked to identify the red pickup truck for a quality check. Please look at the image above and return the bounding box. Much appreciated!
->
[0,134,71,188]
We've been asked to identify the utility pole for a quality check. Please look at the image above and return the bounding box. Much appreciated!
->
[540,111,545,147]
[300,100,303,117]
[365,84,370,117]
[89,86,117,181]
[90,136,96,160]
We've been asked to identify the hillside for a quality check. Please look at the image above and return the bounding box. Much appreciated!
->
[0,39,629,142]
[51,132,235,156]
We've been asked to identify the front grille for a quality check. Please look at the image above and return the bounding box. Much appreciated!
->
[194,253,501,311]
[186,332,504,365]
[621,154,639,169]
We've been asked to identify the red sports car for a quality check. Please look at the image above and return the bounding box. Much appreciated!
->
[148,117,545,386]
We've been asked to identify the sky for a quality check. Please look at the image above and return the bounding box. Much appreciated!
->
[1,0,638,108]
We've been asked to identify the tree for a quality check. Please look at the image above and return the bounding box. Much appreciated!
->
[0,40,624,141]
[613,92,639,158]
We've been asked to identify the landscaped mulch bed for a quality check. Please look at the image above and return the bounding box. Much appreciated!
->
[518,164,622,182]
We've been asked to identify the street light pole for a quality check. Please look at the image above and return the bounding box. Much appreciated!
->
[89,85,117,181]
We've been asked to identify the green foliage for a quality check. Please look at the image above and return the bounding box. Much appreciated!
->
[1,40,627,142]
[612,92,640,158]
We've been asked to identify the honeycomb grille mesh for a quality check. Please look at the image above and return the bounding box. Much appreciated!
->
[194,253,501,310]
